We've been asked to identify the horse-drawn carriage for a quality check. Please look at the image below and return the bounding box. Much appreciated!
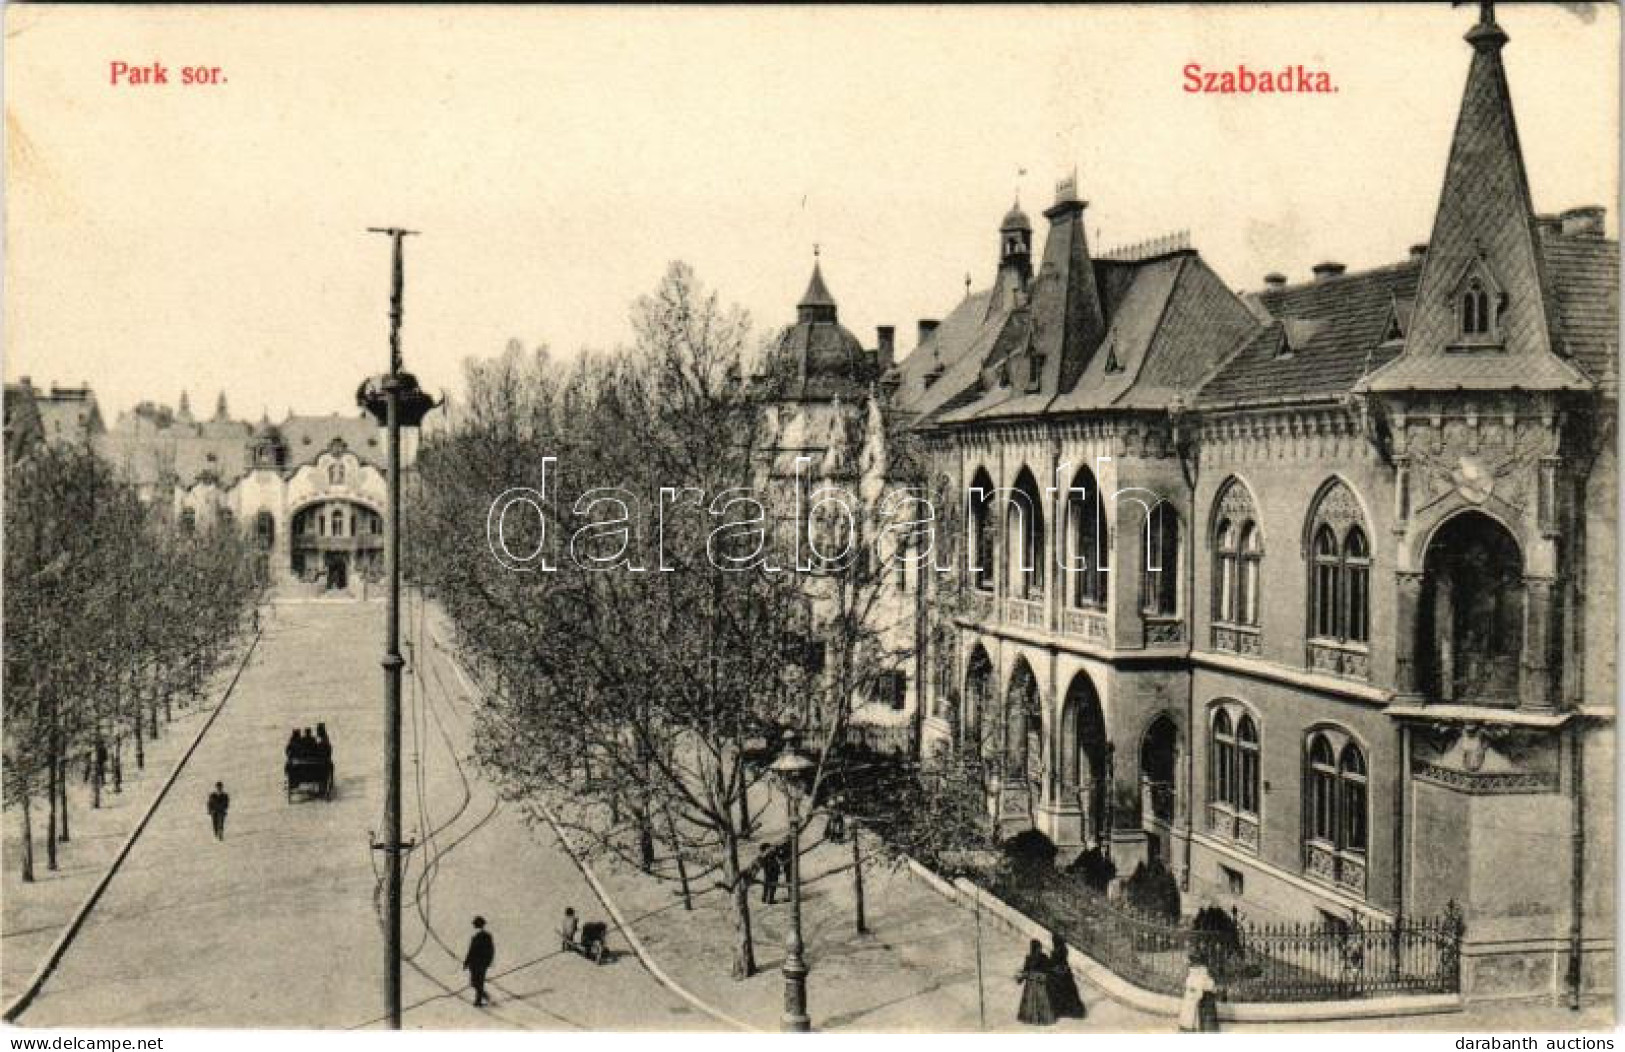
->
[285,724,335,801]
[285,756,334,801]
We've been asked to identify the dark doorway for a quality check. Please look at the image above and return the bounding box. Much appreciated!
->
[1421,512,1524,705]
[1140,715,1180,865]
[1060,672,1110,846]
[325,553,349,591]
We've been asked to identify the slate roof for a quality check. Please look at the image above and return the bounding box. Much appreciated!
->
[931,250,1257,423]
[891,289,1004,420]
[1198,261,1422,407]
[96,411,383,489]
[1540,230,1619,391]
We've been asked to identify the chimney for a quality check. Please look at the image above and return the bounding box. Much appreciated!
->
[1263,272,1287,289]
[876,326,896,371]
[1560,206,1605,238]
[1312,262,1347,283]
[1409,243,1429,262]
[917,318,940,348]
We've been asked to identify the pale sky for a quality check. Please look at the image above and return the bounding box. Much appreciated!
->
[5,4,1618,420]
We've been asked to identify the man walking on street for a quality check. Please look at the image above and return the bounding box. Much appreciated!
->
[759,842,782,904]
[464,916,495,1006]
[207,782,230,841]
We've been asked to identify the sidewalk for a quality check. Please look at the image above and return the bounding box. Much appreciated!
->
[561,786,1164,1033]
[1,636,253,1004]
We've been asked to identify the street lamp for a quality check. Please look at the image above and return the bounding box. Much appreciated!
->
[357,227,437,1030]
[769,728,816,1032]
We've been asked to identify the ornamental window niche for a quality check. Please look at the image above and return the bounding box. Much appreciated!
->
[1451,260,1504,347]
[1211,478,1262,654]
[1208,702,1260,851]
[1420,511,1524,706]
[1304,729,1368,897]
[1306,480,1372,679]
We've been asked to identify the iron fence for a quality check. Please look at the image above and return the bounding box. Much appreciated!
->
[992,871,1464,1003]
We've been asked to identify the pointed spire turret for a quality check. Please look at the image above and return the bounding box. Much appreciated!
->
[1364,3,1587,393]
[214,391,229,421]
[798,247,838,324]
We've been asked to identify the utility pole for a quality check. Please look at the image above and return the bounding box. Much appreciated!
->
[359,227,435,1030]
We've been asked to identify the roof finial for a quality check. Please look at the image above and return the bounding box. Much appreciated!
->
[965,272,972,298]
[813,242,820,261]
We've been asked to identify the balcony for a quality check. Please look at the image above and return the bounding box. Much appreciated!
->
[1062,607,1110,646]
[1212,623,1261,657]
[1306,640,1370,681]
[1004,596,1047,631]
[1304,839,1367,898]
[1207,803,1259,853]
[1144,616,1186,646]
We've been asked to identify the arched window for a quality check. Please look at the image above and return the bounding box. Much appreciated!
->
[1462,279,1490,337]
[1212,710,1234,812]
[1209,701,1260,850]
[1067,466,1109,608]
[218,508,234,532]
[179,508,196,536]
[1005,659,1042,790]
[969,468,996,592]
[1238,523,1261,625]
[1312,525,1341,639]
[255,511,275,550]
[331,507,345,537]
[1211,479,1261,637]
[1303,730,1368,895]
[963,645,993,757]
[1141,502,1179,616]
[328,462,345,485]
[1007,469,1045,599]
[1307,481,1371,650]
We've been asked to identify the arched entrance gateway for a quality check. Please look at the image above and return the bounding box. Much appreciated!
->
[1059,672,1110,847]
[292,499,384,592]
[1420,511,1525,705]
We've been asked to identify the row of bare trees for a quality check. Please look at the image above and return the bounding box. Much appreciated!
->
[412,263,993,980]
[3,441,261,882]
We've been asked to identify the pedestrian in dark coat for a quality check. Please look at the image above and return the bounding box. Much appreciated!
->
[464,916,495,1006]
[1016,939,1057,1025]
[207,782,230,840]
[758,842,782,904]
[1048,934,1087,1018]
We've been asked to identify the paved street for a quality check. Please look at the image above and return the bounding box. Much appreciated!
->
[18,596,709,1029]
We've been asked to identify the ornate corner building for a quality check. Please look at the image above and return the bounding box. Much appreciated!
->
[752,8,1615,1004]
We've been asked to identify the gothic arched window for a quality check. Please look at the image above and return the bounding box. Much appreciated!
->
[1140,502,1179,616]
[1007,468,1045,599]
[969,468,997,592]
[1307,481,1373,673]
[1303,729,1368,895]
[1462,279,1490,337]
[1067,465,1109,608]
[1209,701,1260,850]
[1212,479,1262,632]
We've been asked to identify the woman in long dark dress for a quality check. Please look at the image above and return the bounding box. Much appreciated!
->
[1016,939,1057,1025]
[1048,934,1087,1018]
